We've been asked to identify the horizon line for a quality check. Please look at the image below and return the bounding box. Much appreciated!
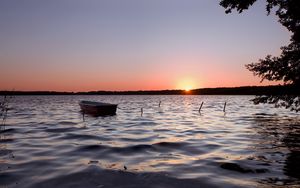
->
[0,84,285,93]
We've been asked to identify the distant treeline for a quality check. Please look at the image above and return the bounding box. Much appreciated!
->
[192,85,299,95]
[0,85,298,95]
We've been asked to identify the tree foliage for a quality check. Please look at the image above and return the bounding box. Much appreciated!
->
[220,0,300,112]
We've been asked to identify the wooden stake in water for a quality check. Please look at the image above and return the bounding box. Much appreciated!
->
[223,102,227,112]
[159,101,161,107]
[199,102,204,112]
[141,108,143,116]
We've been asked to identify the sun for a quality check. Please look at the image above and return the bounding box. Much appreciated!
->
[176,78,197,92]
[184,87,192,92]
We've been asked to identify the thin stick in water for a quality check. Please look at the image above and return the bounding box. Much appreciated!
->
[159,101,161,107]
[223,102,227,112]
[141,108,143,116]
[199,102,204,112]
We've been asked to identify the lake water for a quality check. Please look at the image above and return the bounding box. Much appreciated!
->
[1,95,300,188]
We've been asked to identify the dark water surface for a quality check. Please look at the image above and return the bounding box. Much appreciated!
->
[1,95,299,188]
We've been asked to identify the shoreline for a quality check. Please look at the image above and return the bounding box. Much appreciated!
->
[0,85,298,95]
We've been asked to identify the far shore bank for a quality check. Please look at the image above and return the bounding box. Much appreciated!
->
[1,85,298,96]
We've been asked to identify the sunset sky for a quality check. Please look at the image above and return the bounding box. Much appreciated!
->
[0,0,290,91]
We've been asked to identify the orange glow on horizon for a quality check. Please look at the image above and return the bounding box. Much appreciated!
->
[0,58,282,92]
[175,77,198,91]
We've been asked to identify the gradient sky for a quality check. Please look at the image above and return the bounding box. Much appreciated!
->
[0,0,291,91]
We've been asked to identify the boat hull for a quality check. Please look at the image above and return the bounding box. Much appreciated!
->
[79,101,117,116]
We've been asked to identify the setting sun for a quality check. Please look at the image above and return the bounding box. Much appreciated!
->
[184,87,191,92]
[176,78,197,91]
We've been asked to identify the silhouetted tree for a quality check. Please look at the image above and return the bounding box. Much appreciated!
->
[220,0,300,112]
